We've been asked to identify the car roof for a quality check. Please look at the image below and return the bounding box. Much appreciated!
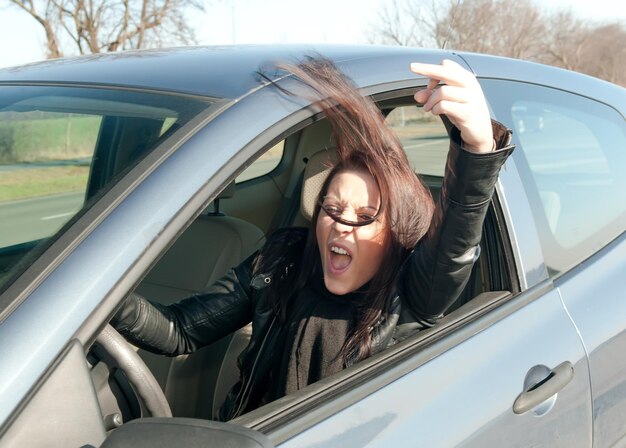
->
[0,44,623,113]
[0,44,449,99]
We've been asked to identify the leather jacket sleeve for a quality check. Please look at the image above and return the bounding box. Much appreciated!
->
[398,118,514,326]
[111,255,256,356]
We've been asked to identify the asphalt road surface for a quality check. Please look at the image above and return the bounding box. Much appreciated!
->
[403,135,448,176]
[0,192,83,247]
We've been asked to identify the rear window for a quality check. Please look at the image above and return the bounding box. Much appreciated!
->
[482,79,626,275]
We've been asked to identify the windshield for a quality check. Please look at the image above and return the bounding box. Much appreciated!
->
[0,85,213,296]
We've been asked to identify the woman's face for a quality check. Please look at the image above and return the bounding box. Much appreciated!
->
[316,169,388,295]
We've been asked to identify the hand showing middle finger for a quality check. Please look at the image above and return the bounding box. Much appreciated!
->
[421,85,471,113]
[410,59,493,152]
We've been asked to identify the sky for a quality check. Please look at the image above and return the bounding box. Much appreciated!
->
[0,0,624,69]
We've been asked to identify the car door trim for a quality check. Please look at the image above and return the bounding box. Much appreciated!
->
[237,281,555,441]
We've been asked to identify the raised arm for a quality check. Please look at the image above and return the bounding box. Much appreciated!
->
[398,60,514,324]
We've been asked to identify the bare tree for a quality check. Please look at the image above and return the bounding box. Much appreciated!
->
[369,0,547,57]
[541,11,589,71]
[543,13,626,86]
[368,0,440,47]
[368,0,626,86]
[432,0,548,59]
[583,23,626,86]
[5,0,204,59]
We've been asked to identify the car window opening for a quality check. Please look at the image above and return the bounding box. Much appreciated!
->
[99,100,514,425]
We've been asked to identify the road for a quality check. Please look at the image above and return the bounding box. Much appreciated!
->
[402,135,449,176]
[0,192,84,247]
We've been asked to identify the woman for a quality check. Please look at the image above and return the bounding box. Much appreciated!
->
[112,58,514,421]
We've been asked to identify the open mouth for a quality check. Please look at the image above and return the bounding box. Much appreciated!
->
[329,244,352,273]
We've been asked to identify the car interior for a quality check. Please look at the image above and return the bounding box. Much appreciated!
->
[86,96,515,426]
[0,89,516,444]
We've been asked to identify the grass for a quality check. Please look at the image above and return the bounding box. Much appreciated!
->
[0,166,89,202]
[0,112,98,202]
[0,113,100,163]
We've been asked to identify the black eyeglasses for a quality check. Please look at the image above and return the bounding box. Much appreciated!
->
[318,200,382,227]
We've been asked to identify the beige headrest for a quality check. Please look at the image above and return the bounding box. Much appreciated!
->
[301,148,339,221]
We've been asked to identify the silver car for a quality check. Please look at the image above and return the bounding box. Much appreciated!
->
[0,45,625,448]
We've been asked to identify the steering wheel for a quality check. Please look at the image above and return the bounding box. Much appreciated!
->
[96,324,172,418]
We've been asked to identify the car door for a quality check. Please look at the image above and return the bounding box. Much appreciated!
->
[273,288,590,447]
[482,77,626,448]
[251,90,592,446]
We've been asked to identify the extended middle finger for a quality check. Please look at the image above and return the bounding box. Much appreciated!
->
[422,85,471,112]
[410,61,473,87]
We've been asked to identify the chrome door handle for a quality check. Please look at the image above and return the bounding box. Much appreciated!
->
[513,361,575,415]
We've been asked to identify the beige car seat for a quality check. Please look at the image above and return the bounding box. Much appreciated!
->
[135,182,264,419]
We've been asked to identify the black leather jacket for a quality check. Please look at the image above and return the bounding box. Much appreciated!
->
[113,120,513,420]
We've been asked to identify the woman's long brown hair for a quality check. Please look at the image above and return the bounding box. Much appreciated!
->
[263,57,435,362]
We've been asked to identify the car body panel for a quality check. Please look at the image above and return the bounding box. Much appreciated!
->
[0,44,624,447]
[2,341,106,448]
[275,286,591,447]
[556,234,626,447]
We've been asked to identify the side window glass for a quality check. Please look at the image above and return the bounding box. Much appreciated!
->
[385,105,449,177]
[483,79,626,275]
[235,140,284,183]
[0,86,212,294]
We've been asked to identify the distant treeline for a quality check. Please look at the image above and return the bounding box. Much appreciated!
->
[370,0,626,87]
